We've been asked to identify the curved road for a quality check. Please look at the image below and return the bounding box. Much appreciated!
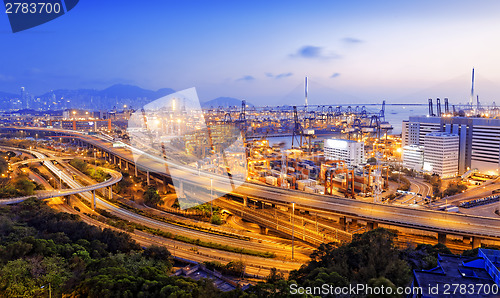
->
[6,127,500,242]
[0,146,122,205]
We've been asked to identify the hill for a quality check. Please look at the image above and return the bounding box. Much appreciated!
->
[202,97,254,108]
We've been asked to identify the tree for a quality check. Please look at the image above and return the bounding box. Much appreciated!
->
[367,277,399,298]
[210,214,222,225]
[290,228,411,288]
[143,186,161,207]
[443,181,467,197]
[14,177,36,196]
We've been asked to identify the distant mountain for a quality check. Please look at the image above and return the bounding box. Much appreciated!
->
[0,91,18,99]
[0,86,260,111]
[97,84,175,99]
[201,97,254,108]
[34,84,176,110]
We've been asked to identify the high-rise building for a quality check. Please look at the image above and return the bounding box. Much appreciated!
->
[402,145,424,171]
[20,87,28,109]
[324,139,365,168]
[403,116,500,176]
[423,132,459,178]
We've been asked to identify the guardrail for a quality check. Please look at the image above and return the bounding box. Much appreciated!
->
[0,146,122,205]
[4,127,500,241]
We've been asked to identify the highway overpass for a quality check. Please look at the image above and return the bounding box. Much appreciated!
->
[0,145,121,206]
[3,127,500,248]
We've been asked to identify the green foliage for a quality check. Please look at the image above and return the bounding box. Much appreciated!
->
[0,156,8,174]
[0,176,37,198]
[251,228,461,297]
[14,177,36,195]
[0,198,223,297]
[367,277,399,298]
[266,267,285,284]
[114,175,132,194]
[70,158,110,183]
[70,158,88,173]
[291,228,411,288]
[443,181,467,197]
[211,214,222,225]
[203,260,245,276]
[424,174,442,198]
[389,172,411,191]
[189,202,222,220]
[143,186,161,207]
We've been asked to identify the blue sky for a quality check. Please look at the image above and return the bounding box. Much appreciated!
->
[1,1,500,105]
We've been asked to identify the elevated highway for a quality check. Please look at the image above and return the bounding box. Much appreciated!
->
[3,127,500,247]
[0,146,122,205]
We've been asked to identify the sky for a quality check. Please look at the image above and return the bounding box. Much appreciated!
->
[1,0,500,106]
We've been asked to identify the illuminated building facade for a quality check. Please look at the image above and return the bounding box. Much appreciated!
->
[324,139,365,167]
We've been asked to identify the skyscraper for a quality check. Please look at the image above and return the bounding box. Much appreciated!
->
[20,87,27,109]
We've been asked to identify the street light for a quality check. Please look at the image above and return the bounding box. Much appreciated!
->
[291,202,295,260]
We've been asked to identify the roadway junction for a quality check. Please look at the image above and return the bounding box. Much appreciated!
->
[0,144,308,277]
[2,127,500,258]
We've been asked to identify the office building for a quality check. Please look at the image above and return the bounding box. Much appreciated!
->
[402,145,424,171]
[402,116,500,175]
[423,132,459,178]
[324,139,364,167]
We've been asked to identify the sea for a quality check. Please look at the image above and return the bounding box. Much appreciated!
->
[261,104,429,149]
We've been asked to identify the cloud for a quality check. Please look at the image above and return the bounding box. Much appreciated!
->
[291,45,340,59]
[297,46,323,58]
[275,72,293,79]
[266,72,294,79]
[342,37,363,43]
[330,72,340,78]
[236,75,255,82]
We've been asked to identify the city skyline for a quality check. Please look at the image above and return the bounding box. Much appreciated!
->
[1,1,500,105]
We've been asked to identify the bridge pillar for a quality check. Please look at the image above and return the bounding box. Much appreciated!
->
[242,195,248,207]
[125,161,129,171]
[92,190,96,210]
[351,218,357,226]
[339,216,346,230]
[109,186,113,200]
[134,164,138,177]
[366,222,378,231]
[259,226,269,235]
[438,233,447,245]
[147,171,150,185]
[472,237,482,249]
